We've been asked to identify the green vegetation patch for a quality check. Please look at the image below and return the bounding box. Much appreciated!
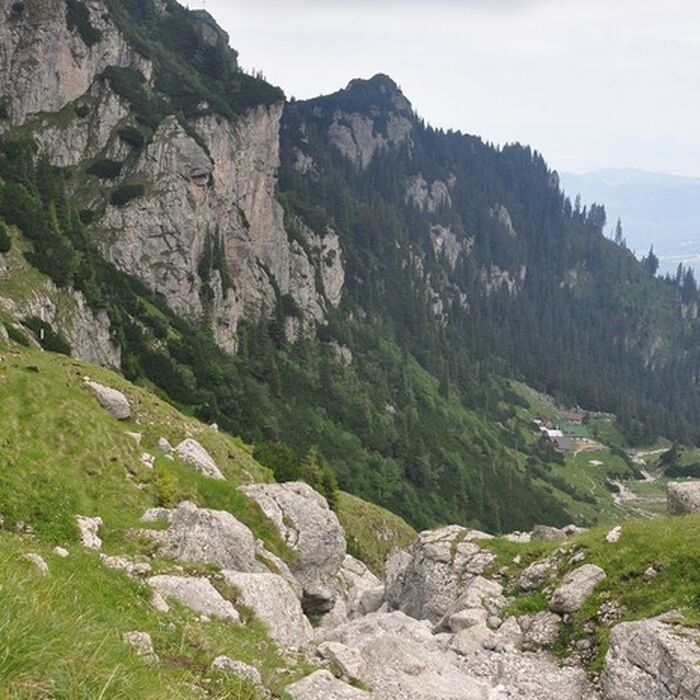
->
[66,0,103,47]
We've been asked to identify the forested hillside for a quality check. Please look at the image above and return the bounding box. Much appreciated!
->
[1,1,700,535]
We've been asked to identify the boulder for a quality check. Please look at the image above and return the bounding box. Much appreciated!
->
[385,525,498,623]
[337,554,384,618]
[122,631,158,664]
[285,670,370,700]
[314,611,489,699]
[519,559,553,592]
[141,507,174,524]
[667,481,700,515]
[446,608,488,633]
[211,656,263,687]
[601,617,700,700]
[156,501,257,572]
[317,641,366,680]
[23,552,49,575]
[220,571,312,648]
[239,482,346,615]
[531,525,567,541]
[84,380,131,420]
[520,611,562,649]
[76,515,102,550]
[550,564,606,614]
[174,439,224,480]
[147,575,239,623]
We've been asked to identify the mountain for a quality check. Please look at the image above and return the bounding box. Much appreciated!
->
[560,169,700,274]
[2,0,700,537]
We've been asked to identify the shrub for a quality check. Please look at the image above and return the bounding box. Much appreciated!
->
[117,126,146,149]
[21,317,72,356]
[10,2,24,18]
[87,159,123,179]
[0,98,9,120]
[3,322,30,347]
[74,103,90,118]
[0,222,11,253]
[110,183,145,206]
[65,0,102,47]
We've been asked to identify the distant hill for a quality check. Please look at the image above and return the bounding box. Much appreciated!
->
[560,169,700,274]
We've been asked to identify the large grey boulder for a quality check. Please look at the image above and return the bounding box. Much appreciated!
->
[174,439,225,480]
[239,482,346,614]
[337,554,384,618]
[221,571,312,648]
[84,380,131,420]
[601,617,700,699]
[147,575,239,623]
[314,611,489,699]
[285,670,369,700]
[667,481,700,515]
[531,525,567,541]
[156,501,257,572]
[550,564,606,614]
[386,525,498,623]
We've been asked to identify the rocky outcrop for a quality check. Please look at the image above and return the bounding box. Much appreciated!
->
[84,381,130,420]
[667,481,700,515]
[0,0,151,124]
[385,525,497,623]
[174,439,224,480]
[601,617,700,700]
[154,501,256,571]
[147,575,239,623]
[221,571,312,648]
[550,564,606,614]
[239,482,346,614]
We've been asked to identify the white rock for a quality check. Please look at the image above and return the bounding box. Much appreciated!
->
[550,564,606,614]
[667,481,700,515]
[211,656,263,686]
[519,559,553,592]
[220,571,312,648]
[23,553,49,575]
[157,437,172,452]
[141,507,174,524]
[317,641,365,680]
[84,381,131,420]
[151,591,170,614]
[520,611,562,649]
[76,515,103,550]
[447,608,488,633]
[122,631,158,664]
[601,616,700,700]
[174,439,224,480]
[126,431,143,445]
[53,546,69,558]
[147,575,239,623]
[285,670,369,700]
[101,554,152,577]
[240,482,346,614]
[156,501,257,572]
[606,526,623,544]
[140,453,156,469]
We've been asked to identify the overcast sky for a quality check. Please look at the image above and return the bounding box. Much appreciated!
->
[195,0,700,177]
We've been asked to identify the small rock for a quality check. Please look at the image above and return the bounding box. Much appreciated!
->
[122,631,158,664]
[519,560,553,592]
[140,507,174,524]
[550,565,607,614]
[84,380,131,420]
[53,546,69,558]
[606,526,623,544]
[569,551,586,564]
[643,566,658,581]
[147,575,239,623]
[126,432,143,445]
[285,670,370,699]
[101,554,152,577]
[76,515,102,550]
[532,525,567,541]
[151,591,170,613]
[317,641,365,680]
[174,439,224,480]
[157,437,172,452]
[23,552,49,575]
[447,608,488,633]
[140,453,155,469]
[211,656,263,686]
[520,611,562,649]
[487,615,502,630]
[576,638,592,651]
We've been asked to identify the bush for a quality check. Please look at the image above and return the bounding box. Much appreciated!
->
[3,322,30,347]
[74,103,90,118]
[87,159,123,179]
[65,0,102,47]
[0,98,9,120]
[0,222,11,253]
[110,183,145,206]
[21,317,72,356]
[117,126,146,149]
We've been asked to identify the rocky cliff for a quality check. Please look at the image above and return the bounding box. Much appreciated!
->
[0,0,343,357]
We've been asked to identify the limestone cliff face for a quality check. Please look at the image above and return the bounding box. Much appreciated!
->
[0,0,343,359]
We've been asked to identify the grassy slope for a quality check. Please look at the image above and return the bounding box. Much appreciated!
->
[0,336,415,697]
[484,513,700,673]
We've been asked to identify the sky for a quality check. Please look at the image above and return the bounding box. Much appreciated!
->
[193,0,700,177]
